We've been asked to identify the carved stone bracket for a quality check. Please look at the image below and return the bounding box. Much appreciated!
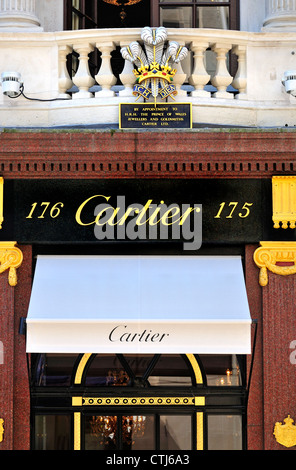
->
[0,242,23,286]
[254,241,296,286]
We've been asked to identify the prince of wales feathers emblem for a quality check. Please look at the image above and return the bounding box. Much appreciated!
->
[121,26,188,105]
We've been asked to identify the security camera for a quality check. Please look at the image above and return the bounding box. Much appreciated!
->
[282,70,296,97]
[0,72,23,98]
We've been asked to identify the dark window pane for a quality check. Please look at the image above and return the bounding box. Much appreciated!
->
[85,355,130,386]
[160,415,192,450]
[208,415,242,450]
[200,355,241,386]
[123,354,155,377]
[160,6,193,28]
[149,355,192,386]
[34,415,71,450]
[122,415,155,450]
[85,415,118,450]
[196,6,229,29]
[34,354,78,387]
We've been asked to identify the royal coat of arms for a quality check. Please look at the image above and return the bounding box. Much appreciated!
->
[120,26,188,105]
[274,415,296,448]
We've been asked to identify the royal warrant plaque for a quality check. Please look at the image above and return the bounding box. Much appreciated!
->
[119,103,192,129]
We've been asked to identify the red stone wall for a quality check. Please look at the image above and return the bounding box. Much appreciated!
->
[245,245,264,450]
[0,245,32,450]
[262,271,296,450]
[0,131,296,179]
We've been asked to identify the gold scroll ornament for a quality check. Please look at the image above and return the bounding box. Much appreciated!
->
[274,415,296,448]
[0,242,23,286]
[253,241,296,286]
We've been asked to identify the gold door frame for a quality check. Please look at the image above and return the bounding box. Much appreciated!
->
[72,353,205,450]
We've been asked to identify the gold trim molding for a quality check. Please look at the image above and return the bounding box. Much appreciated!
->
[0,242,23,286]
[74,413,81,451]
[73,396,205,407]
[272,176,296,229]
[254,241,296,286]
[274,415,296,448]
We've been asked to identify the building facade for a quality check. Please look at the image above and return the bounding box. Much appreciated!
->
[1,0,296,452]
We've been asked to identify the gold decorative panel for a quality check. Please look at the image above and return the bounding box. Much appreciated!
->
[0,242,23,286]
[274,415,296,448]
[253,241,296,286]
[272,176,296,229]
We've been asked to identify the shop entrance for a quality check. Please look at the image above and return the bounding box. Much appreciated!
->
[31,353,246,450]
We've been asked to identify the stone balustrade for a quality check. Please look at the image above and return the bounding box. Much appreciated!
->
[0,27,296,127]
[55,29,247,102]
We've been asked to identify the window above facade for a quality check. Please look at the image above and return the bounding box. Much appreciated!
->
[64,0,239,30]
[32,353,244,388]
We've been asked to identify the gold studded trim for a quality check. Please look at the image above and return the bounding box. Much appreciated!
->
[72,396,205,407]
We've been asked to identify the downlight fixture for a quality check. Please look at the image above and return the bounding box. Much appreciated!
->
[0,72,23,98]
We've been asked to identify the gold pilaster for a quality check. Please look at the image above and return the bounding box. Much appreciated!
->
[0,419,4,443]
[272,176,296,229]
[254,241,296,286]
[74,412,81,450]
[0,242,23,286]
[196,412,204,450]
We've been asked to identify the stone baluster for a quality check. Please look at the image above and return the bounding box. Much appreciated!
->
[172,61,187,99]
[211,43,233,99]
[119,41,136,97]
[189,42,211,98]
[0,0,42,31]
[95,42,117,98]
[58,45,73,99]
[263,0,296,31]
[232,45,247,100]
[72,43,95,99]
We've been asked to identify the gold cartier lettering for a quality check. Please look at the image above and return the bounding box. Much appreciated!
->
[75,195,198,228]
[75,195,111,226]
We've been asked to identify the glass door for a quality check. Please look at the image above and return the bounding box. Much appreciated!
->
[84,413,193,450]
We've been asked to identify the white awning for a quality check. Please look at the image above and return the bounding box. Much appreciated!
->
[26,255,252,354]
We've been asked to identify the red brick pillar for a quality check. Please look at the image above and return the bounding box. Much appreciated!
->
[245,245,264,450]
[0,268,15,449]
[253,242,296,450]
[0,243,31,450]
[262,271,296,449]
